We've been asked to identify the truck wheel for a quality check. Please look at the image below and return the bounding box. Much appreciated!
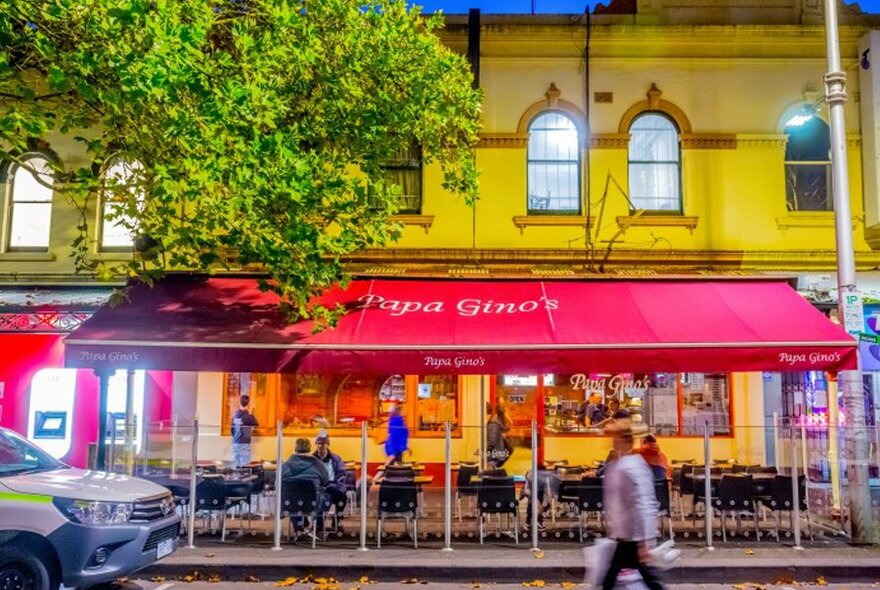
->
[0,546,54,590]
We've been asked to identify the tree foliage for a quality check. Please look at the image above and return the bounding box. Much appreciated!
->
[0,0,481,324]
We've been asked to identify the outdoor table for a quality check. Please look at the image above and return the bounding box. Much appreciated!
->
[141,473,198,498]
[686,472,776,498]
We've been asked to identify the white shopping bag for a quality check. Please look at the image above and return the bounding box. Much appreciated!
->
[582,538,616,587]
[648,539,681,571]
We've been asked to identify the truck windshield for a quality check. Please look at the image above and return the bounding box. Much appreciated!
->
[0,429,64,476]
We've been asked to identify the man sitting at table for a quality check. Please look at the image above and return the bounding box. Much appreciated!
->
[282,438,329,533]
[313,430,349,522]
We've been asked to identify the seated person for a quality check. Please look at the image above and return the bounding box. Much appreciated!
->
[637,434,671,479]
[282,437,329,533]
[313,429,349,521]
[520,467,558,531]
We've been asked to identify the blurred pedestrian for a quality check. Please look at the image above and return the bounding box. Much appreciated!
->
[601,422,665,590]
[384,404,409,464]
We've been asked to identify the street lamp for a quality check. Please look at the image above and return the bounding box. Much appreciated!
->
[823,0,877,544]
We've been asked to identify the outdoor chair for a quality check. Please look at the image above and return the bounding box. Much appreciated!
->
[758,475,810,542]
[377,477,420,548]
[712,474,759,541]
[655,478,674,540]
[477,475,519,544]
[455,462,480,521]
[194,478,232,542]
[554,465,584,521]
[678,463,695,520]
[280,479,322,548]
[577,476,604,542]
[747,465,779,475]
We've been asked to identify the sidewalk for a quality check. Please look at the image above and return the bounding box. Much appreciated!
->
[144,544,880,584]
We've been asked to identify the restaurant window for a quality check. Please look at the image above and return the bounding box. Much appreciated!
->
[416,375,459,431]
[222,373,459,437]
[521,372,731,437]
[5,155,54,250]
[527,112,580,214]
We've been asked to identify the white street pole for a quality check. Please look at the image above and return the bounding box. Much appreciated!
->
[442,421,453,552]
[824,0,876,544]
[273,420,283,551]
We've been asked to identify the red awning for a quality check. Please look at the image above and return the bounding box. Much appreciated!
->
[63,276,857,374]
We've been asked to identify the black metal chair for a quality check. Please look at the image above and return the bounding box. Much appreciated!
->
[759,475,809,541]
[712,474,759,541]
[577,476,604,542]
[477,475,519,544]
[678,463,695,520]
[554,466,584,520]
[455,462,480,521]
[377,477,420,548]
[747,465,779,475]
[655,478,674,540]
[194,478,232,541]
[731,464,750,474]
[280,479,322,548]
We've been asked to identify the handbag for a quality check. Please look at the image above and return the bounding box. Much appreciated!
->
[648,539,681,571]
[582,538,617,587]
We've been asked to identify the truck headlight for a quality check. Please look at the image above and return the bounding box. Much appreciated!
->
[53,498,133,525]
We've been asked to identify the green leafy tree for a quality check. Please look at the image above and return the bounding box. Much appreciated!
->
[0,0,481,324]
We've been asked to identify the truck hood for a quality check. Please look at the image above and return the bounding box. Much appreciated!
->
[1,468,169,502]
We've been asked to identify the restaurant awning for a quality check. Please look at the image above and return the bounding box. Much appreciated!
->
[63,276,857,374]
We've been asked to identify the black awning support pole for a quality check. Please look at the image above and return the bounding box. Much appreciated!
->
[95,368,112,471]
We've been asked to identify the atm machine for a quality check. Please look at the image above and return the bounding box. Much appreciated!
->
[104,369,145,460]
[27,368,77,460]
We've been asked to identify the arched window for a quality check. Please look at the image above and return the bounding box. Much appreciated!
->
[784,111,831,211]
[5,155,54,250]
[100,158,144,249]
[628,112,681,213]
[527,112,580,214]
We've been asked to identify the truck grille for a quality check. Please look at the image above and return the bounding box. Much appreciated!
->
[143,523,180,552]
[131,493,175,522]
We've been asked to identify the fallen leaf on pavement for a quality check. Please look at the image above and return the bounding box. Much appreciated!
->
[208,574,221,584]
[561,582,579,588]
[733,583,766,590]
[274,577,298,587]
[245,576,261,583]
[775,577,796,585]
[534,551,545,559]
[205,553,216,558]
[359,576,375,584]
[312,583,340,590]
[745,550,755,555]
[471,583,483,589]
[523,581,547,588]
[816,577,828,586]
[150,577,166,583]
[400,580,427,585]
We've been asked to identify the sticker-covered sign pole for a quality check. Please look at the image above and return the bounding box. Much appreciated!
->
[824,0,876,543]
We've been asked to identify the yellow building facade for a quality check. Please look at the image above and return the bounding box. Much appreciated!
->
[3,1,879,475]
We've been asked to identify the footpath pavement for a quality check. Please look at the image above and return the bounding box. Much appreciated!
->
[144,544,880,584]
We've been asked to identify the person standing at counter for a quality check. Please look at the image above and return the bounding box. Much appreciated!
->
[231,395,259,468]
[486,405,513,469]
[384,405,409,464]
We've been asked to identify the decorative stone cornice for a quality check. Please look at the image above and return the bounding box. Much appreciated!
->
[615,215,699,234]
[512,215,590,234]
[736,134,788,148]
[478,133,529,148]
[590,133,630,149]
[680,134,737,150]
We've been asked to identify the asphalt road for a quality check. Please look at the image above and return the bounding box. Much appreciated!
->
[121,580,880,590]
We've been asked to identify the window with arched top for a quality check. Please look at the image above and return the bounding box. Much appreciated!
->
[100,158,145,249]
[628,112,682,213]
[527,111,581,214]
[5,155,54,250]
[784,112,831,211]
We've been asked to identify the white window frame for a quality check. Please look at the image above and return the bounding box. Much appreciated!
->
[3,155,55,252]
[98,157,144,251]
